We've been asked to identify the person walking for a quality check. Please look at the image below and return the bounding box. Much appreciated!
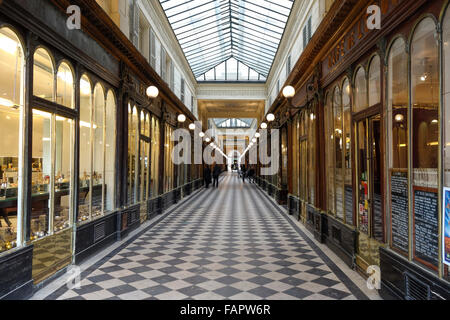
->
[212,162,222,188]
[248,165,255,183]
[204,165,212,189]
[241,164,247,183]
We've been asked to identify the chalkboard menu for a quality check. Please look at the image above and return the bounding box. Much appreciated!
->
[413,187,439,268]
[391,171,409,253]
[344,185,353,225]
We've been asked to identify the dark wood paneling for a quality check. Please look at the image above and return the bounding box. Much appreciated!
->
[0,246,33,300]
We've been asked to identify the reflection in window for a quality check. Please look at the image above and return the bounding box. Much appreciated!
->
[31,110,51,239]
[325,93,335,214]
[105,91,116,213]
[151,116,160,198]
[411,18,439,189]
[333,86,344,220]
[78,79,116,222]
[54,115,73,232]
[368,55,381,106]
[56,62,74,108]
[164,124,174,193]
[308,106,316,205]
[78,75,92,222]
[0,27,24,253]
[128,106,139,205]
[388,38,409,171]
[342,79,353,226]
[33,48,54,101]
[354,67,367,113]
[30,110,74,239]
[92,84,104,216]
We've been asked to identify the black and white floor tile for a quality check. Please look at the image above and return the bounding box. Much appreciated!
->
[39,173,369,300]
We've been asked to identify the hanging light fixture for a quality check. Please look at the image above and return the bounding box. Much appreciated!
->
[189,123,196,130]
[261,122,268,129]
[267,113,275,122]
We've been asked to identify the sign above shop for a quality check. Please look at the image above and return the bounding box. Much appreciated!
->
[323,0,403,76]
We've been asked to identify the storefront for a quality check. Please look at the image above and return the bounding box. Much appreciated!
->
[264,0,450,299]
[0,0,203,299]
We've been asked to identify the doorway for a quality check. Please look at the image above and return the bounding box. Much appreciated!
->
[355,114,385,270]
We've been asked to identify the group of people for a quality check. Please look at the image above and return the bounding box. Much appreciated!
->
[239,164,256,183]
[203,162,223,188]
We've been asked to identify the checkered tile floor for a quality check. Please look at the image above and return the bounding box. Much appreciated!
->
[43,173,368,300]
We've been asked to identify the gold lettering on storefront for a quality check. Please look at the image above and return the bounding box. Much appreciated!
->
[327,0,401,70]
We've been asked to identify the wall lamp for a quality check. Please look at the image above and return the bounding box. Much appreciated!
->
[146,86,159,99]
[177,114,186,123]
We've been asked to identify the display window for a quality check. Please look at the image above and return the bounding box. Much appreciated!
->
[127,105,139,205]
[387,37,409,255]
[411,18,439,270]
[151,115,160,198]
[0,27,24,253]
[78,76,116,223]
[324,78,353,225]
[281,125,288,188]
[164,124,174,193]
[139,111,150,202]
[354,67,367,113]
[333,86,344,220]
[325,92,335,214]
[307,104,316,205]
[443,5,450,278]
[33,48,54,102]
[291,114,299,197]
[30,45,76,241]
[56,62,74,109]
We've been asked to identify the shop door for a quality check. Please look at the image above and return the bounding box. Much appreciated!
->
[355,114,385,271]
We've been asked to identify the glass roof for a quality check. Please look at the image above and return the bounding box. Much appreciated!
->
[214,118,255,128]
[159,0,295,81]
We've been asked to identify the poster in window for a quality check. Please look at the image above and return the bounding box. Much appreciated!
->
[443,188,450,267]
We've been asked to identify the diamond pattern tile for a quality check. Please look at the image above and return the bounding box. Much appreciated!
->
[43,173,367,300]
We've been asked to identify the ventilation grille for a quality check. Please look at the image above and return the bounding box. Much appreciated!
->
[405,272,431,300]
[94,222,106,243]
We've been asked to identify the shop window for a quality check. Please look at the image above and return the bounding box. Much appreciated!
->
[411,18,439,270]
[139,111,150,202]
[78,75,92,222]
[127,105,139,205]
[151,116,160,198]
[30,109,74,239]
[368,55,381,107]
[0,27,24,253]
[56,62,74,109]
[33,48,54,101]
[443,6,450,276]
[324,92,335,214]
[92,84,104,216]
[164,124,174,193]
[78,78,116,222]
[333,86,344,220]
[307,105,316,205]
[354,67,367,113]
[387,37,409,254]
[291,114,299,197]
[342,78,353,225]
[105,90,116,213]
